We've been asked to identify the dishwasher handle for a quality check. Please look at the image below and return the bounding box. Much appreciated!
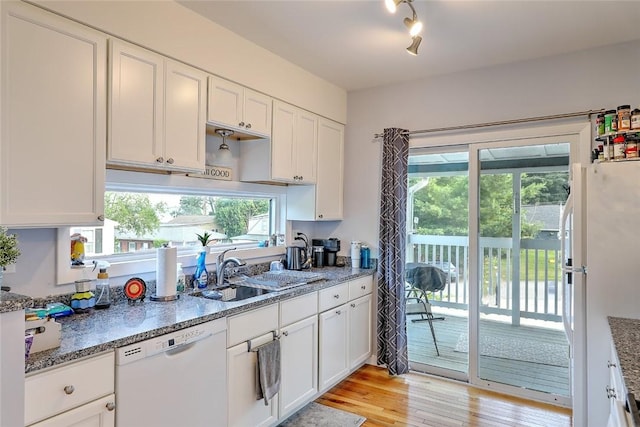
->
[163,332,213,356]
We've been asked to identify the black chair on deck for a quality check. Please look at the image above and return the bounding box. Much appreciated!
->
[405,263,448,356]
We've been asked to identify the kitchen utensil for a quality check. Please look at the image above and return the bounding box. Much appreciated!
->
[313,246,325,268]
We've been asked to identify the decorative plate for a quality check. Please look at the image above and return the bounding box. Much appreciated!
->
[124,277,146,303]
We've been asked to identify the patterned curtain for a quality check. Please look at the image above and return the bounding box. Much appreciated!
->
[376,128,409,375]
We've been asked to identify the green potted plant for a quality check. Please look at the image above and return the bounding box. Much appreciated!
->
[0,227,20,287]
[196,231,212,247]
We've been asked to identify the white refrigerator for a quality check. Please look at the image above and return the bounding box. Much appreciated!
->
[564,160,640,427]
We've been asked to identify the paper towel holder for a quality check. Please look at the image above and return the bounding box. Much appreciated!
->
[151,244,180,302]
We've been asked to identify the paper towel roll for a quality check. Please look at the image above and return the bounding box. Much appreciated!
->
[156,246,177,297]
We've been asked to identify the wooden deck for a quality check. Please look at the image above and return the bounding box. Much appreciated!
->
[407,309,571,397]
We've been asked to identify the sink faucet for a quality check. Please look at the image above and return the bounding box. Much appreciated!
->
[216,248,246,287]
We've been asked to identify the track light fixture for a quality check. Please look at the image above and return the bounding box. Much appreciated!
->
[406,36,422,56]
[385,0,423,55]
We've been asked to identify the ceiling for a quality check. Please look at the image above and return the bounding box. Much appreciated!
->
[178,1,640,92]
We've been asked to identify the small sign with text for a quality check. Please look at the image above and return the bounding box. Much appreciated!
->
[188,165,232,181]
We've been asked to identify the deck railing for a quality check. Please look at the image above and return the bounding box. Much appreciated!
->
[407,234,563,323]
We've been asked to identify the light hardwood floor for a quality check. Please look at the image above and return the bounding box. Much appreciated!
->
[316,364,572,427]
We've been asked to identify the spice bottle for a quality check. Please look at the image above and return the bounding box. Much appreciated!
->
[613,135,626,160]
[604,110,617,133]
[631,109,640,130]
[618,105,631,131]
[596,113,605,136]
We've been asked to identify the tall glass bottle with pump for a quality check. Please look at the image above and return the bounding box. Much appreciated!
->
[94,261,111,309]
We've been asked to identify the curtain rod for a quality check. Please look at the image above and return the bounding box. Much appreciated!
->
[373,109,603,139]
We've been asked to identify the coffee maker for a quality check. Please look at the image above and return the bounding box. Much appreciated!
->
[311,238,340,267]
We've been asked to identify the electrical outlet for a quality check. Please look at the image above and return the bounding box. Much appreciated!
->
[3,264,16,274]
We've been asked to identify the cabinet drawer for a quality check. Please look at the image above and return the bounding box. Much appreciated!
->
[349,275,373,300]
[280,292,318,326]
[228,304,279,347]
[318,282,350,312]
[25,352,114,425]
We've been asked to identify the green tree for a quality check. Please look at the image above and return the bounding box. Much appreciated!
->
[173,196,216,216]
[521,172,569,204]
[214,199,269,238]
[105,192,165,236]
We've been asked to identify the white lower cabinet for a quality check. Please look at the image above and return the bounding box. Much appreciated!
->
[227,305,279,427]
[29,394,115,427]
[349,294,373,369]
[607,343,633,427]
[319,276,373,392]
[279,292,319,420]
[318,302,350,392]
[25,352,115,427]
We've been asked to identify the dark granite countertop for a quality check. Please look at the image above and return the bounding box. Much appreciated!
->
[0,290,33,313]
[25,267,374,374]
[608,317,640,399]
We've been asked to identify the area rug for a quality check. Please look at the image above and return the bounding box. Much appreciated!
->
[279,402,366,427]
[454,333,569,367]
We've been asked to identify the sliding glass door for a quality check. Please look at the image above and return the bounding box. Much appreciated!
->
[469,138,573,405]
[407,130,580,405]
[406,148,469,380]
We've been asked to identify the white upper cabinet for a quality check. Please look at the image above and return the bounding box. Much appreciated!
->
[241,100,317,184]
[108,39,206,172]
[164,60,207,170]
[207,76,272,137]
[287,118,344,220]
[0,2,106,227]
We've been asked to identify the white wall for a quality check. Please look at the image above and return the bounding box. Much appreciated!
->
[320,39,640,258]
[33,0,347,124]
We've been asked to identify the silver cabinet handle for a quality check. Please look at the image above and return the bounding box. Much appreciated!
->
[156,157,164,163]
[246,123,251,129]
[318,214,323,219]
[606,386,617,399]
[166,158,174,164]
[106,402,116,411]
[64,385,75,395]
[334,294,340,299]
[239,121,245,127]
[336,310,342,315]
[608,361,617,368]
[282,331,289,336]
[361,285,366,290]
[351,303,356,308]
[97,215,105,222]
[299,176,303,181]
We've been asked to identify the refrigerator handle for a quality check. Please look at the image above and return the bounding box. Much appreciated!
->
[560,192,573,343]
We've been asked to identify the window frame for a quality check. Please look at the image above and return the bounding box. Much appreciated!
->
[56,170,288,285]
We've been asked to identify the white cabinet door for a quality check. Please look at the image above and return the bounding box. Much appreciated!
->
[227,334,278,427]
[280,315,318,419]
[318,303,349,392]
[349,294,373,369]
[109,40,205,172]
[271,100,297,182]
[1,2,106,227]
[295,110,318,184]
[207,76,272,137]
[108,39,163,167]
[243,89,272,137]
[164,59,206,171]
[207,76,243,131]
[286,118,343,221]
[29,395,115,427]
[315,119,344,220]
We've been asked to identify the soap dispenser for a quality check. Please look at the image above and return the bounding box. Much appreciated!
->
[94,261,111,309]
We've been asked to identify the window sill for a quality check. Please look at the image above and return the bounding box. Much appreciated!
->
[56,228,285,285]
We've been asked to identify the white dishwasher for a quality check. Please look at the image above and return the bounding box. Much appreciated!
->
[115,318,227,427]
